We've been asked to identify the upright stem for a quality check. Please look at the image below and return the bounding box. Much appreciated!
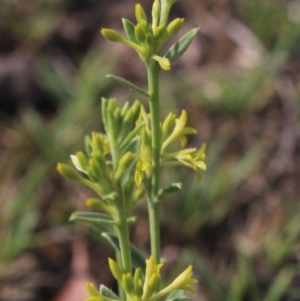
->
[115,199,132,273]
[115,247,126,300]
[146,62,161,263]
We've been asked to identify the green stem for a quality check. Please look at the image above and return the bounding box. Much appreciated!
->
[146,62,161,263]
[147,194,161,263]
[115,200,132,273]
[115,248,126,300]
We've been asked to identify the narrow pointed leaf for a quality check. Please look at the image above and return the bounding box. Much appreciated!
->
[100,285,119,300]
[164,28,199,62]
[122,18,139,44]
[87,222,111,235]
[158,182,182,200]
[106,74,150,99]
[69,211,115,225]
[102,232,146,273]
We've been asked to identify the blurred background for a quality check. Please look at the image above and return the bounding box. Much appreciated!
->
[0,0,300,300]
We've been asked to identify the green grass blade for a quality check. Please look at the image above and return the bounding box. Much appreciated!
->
[264,267,294,301]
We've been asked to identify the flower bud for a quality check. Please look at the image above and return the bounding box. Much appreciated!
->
[115,152,135,181]
[134,162,144,187]
[135,279,144,297]
[87,159,100,181]
[86,282,100,297]
[133,187,145,203]
[57,163,83,182]
[148,273,161,291]
[122,273,135,294]
[154,23,166,39]
[140,20,150,34]
[133,268,143,288]
[152,0,160,28]
[85,198,102,209]
[71,151,89,173]
[135,4,147,23]
[120,101,130,117]
[123,100,141,124]
[101,28,125,42]
[166,18,184,36]
[161,112,176,141]
[108,258,123,283]
[118,101,141,141]
[146,33,154,46]
[85,198,114,214]
[151,265,198,300]
[135,23,146,43]
[113,106,122,125]
[91,132,104,155]
[132,100,142,119]
[169,265,198,293]
[142,273,161,300]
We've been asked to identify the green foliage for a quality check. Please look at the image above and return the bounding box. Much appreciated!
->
[238,0,300,50]
[58,1,204,301]
[165,28,199,63]
[69,212,116,225]
[1,0,299,300]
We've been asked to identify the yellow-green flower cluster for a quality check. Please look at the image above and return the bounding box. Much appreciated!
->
[135,108,206,186]
[101,0,184,70]
[57,99,206,213]
[57,99,145,218]
[85,256,197,301]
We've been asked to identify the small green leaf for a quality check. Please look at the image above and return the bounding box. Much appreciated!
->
[106,74,150,99]
[164,28,199,62]
[102,232,146,273]
[88,223,111,235]
[167,290,185,298]
[100,285,119,300]
[69,211,115,225]
[158,182,182,200]
[166,290,191,301]
[122,18,139,44]
[166,296,191,301]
